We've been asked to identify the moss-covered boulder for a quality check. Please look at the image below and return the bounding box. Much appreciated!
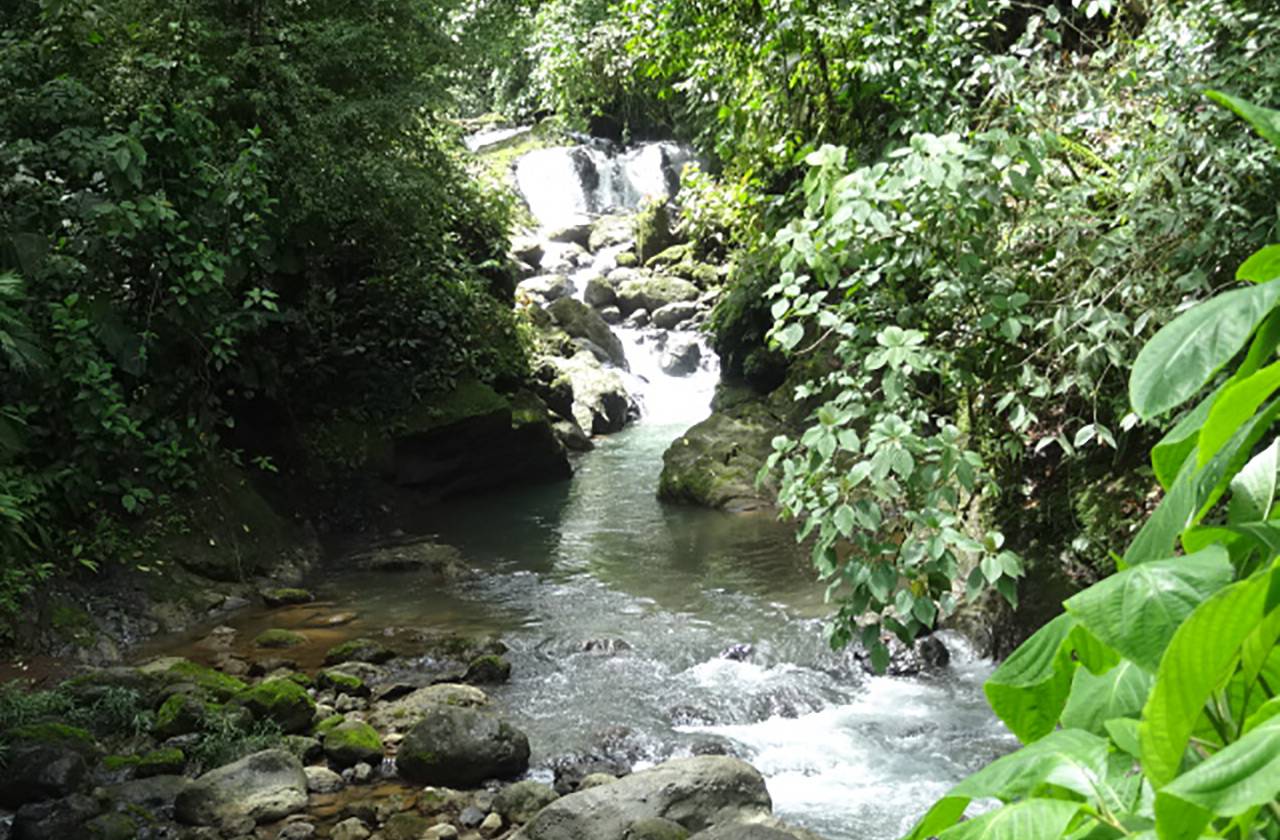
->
[495,780,559,825]
[615,251,638,268]
[231,678,316,734]
[0,723,98,806]
[463,655,512,685]
[657,401,781,512]
[324,637,395,666]
[322,720,383,768]
[102,747,185,778]
[141,657,247,702]
[549,351,632,435]
[396,704,530,787]
[262,588,315,607]
[254,628,307,649]
[634,202,677,263]
[645,242,694,269]
[174,749,307,826]
[547,297,627,368]
[616,274,699,317]
[85,811,139,840]
[154,693,209,739]
[316,668,370,697]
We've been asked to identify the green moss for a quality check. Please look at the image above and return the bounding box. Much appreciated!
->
[85,812,139,840]
[402,380,509,433]
[316,669,366,696]
[323,637,395,666]
[322,720,383,768]
[463,654,512,684]
[314,714,346,736]
[154,693,207,738]
[9,722,96,750]
[261,588,315,607]
[231,677,316,734]
[102,748,184,777]
[254,628,307,648]
[151,658,248,702]
[615,251,638,268]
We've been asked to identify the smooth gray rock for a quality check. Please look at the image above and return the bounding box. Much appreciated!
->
[616,274,699,316]
[651,302,700,330]
[305,766,345,794]
[496,780,560,825]
[518,274,572,303]
[366,683,489,733]
[514,756,772,840]
[396,704,531,787]
[174,749,307,826]
[549,297,627,368]
[690,818,828,840]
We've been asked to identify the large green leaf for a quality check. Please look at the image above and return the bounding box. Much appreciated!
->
[1128,281,1280,420]
[1061,662,1153,735]
[937,799,1084,840]
[1151,386,1222,490]
[903,729,1109,839]
[1227,438,1279,524]
[1064,547,1232,671]
[1139,568,1275,786]
[984,613,1077,743]
[1124,399,1280,566]
[1206,90,1280,150]
[1237,245,1280,285]
[1153,716,1280,840]
[1198,363,1280,466]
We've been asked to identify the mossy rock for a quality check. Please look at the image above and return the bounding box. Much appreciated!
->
[322,720,383,768]
[324,638,395,666]
[645,242,693,269]
[102,748,185,778]
[142,658,247,702]
[85,812,139,840]
[634,201,677,263]
[230,678,316,734]
[254,628,308,649]
[8,722,97,752]
[615,251,638,268]
[262,588,315,607]
[316,669,369,698]
[463,655,512,685]
[314,714,346,736]
[154,693,208,739]
[626,817,690,840]
[281,735,323,764]
[382,813,432,840]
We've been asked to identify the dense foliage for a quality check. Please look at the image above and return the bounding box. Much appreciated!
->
[904,95,1280,840]
[0,0,527,624]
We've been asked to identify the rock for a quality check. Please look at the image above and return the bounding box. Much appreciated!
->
[855,634,951,677]
[305,766,345,794]
[599,305,623,325]
[102,746,186,778]
[616,275,699,316]
[496,781,560,825]
[349,762,374,784]
[615,251,638,268]
[918,635,952,670]
[282,735,323,764]
[396,704,531,787]
[278,822,317,840]
[140,657,248,702]
[389,382,572,495]
[382,813,432,840]
[261,588,315,607]
[254,628,307,649]
[634,202,677,263]
[660,340,701,376]
[366,683,490,733]
[547,221,593,249]
[581,638,632,654]
[510,236,545,267]
[323,721,384,768]
[316,668,370,697]
[427,826,460,839]
[13,792,100,840]
[548,297,627,368]
[553,418,595,452]
[551,754,631,795]
[689,818,828,840]
[627,818,689,840]
[0,723,97,806]
[174,750,306,826]
[658,402,781,512]
[83,811,138,840]
[720,644,754,662]
[518,274,572,303]
[104,774,192,818]
[463,654,513,685]
[623,309,650,328]
[351,541,466,577]
[460,806,486,828]
[330,817,372,840]
[578,773,617,790]
[480,812,504,837]
[550,351,633,435]
[589,215,635,252]
[584,277,618,309]
[515,756,772,840]
[645,243,694,269]
[324,637,397,666]
[651,302,700,330]
[231,678,316,734]
[250,656,299,677]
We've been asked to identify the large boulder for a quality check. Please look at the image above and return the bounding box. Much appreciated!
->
[513,756,772,840]
[691,818,827,840]
[616,275,699,316]
[396,704,531,787]
[13,792,100,840]
[390,382,572,496]
[518,274,572,304]
[323,720,384,768]
[548,297,627,369]
[366,683,490,733]
[634,202,678,264]
[0,723,98,807]
[231,678,316,734]
[584,277,618,309]
[174,749,307,826]
[589,215,635,252]
[550,352,633,435]
[658,402,781,512]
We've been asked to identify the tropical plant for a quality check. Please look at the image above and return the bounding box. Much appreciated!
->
[901,93,1280,840]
